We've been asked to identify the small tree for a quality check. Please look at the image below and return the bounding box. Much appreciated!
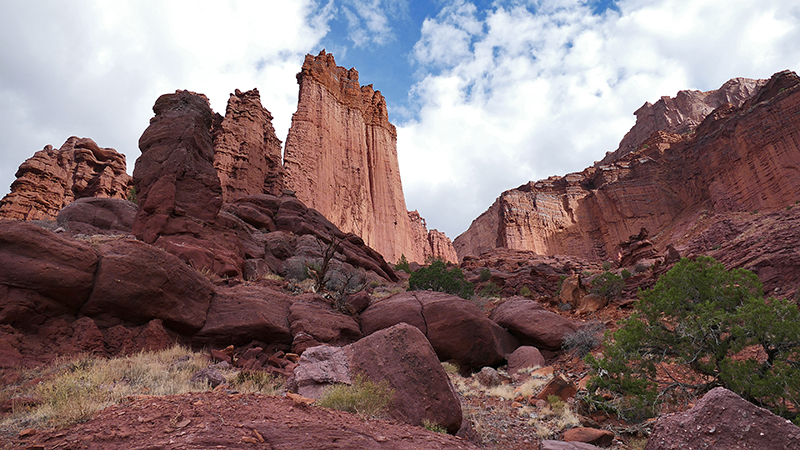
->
[586,257,800,422]
[394,254,411,274]
[408,260,474,299]
[590,271,626,299]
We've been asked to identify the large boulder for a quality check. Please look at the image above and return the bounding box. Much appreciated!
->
[360,291,519,369]
[56,197,137,235]
[79,238,214,334]
[0,220,97,311]
[289,323,464,434]
[193,284,293,347]
[490,297,581,351]
[645,387,800,450]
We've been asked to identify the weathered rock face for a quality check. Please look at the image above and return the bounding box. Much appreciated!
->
[645,387,800,450]
[455,71,800,264]
[283,51,456,264]
[360,291,518,369]
[132,90,245,277]
[212,88,285,201]
[598,77,766,165]
[0,137,131,221]
[56,197,138,235]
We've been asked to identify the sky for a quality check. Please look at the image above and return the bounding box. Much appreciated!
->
[1,0,800,240]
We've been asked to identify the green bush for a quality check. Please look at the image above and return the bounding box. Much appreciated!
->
[394,254,411,274]
[478,281,501,298]
[316,375,394,418]
[621,269,631,279]
[479,268,492,282]
[408,260,474,299]
[586,257,800,422]
[590,271,625,299]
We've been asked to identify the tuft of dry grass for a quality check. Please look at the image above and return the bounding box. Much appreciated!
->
[0,346,232,434]
[316,375,394,418]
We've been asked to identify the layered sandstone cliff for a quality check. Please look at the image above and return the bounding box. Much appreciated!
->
[0,137,131,221]
[212,88,285,201]
[598,77,765,165]
[283,51,456,263]
[455,70,800,262]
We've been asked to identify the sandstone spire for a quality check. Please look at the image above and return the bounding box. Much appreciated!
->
[212,88,285,201]
[283,51,455,263]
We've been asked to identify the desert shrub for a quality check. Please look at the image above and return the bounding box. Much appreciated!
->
[127,186,137,204]
[229,370,283,395]
[316,375,394,418]
[620,269,631,279]
[423,419,448,434]
[478,281,501,298]
[602,261,612,271]
[394,254,411,274]
[562,321,605,358]
[478,268,492,282]
[408,260,474,299]
[586,257,800,422]
[284,256,313,281]
[590,271,625,299]
[633,263,648,274]
[520,286,533,298]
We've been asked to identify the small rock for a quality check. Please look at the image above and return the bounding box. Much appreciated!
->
[563,427,615,447]
[475,367,503,387]
[190,368,227,388]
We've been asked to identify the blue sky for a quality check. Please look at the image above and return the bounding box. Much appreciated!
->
[1,1,800,240]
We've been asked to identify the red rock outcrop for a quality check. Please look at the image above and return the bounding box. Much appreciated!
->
[646,387,800,450]
[455,71,800,265]
[0,137,131,221]
[283,51,456,264]
[407,210,459,263]
[360,291,519,369]
[212,88,285,201]
[598,76,765,165]
[132,90,245,277]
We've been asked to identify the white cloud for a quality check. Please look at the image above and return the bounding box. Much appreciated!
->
[398,0,800,238]
[341,0,402,47]
[0,0,330,200]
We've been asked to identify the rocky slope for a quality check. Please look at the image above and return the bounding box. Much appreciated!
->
[455,70,800,262]
[212,88,285,201]
[283,51,456,263]
[0,137,131,221]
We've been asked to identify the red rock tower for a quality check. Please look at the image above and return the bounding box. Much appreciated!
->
[284,51,455,263]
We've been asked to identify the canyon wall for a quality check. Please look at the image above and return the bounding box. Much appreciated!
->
[0,137,131,221]
[598,77,766,165]
[212,88,285,201]
[283,51,456,263]
[455,71,800,261]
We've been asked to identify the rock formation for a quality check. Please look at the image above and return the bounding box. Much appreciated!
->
[646,387,800,450]
[455,71,800,263]
[212,88,285,201]
[283,51,456,263]
[132,90,245,277]
[598,77,766,165]
[0,137,131,221]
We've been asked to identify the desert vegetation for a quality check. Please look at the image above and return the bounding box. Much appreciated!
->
[408,259,474,299]
[586,257,800,423]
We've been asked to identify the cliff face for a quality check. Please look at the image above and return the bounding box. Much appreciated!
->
[598,77,766,165]
[283,51,456,263]
[0,137,131,221]
[455,70,800,262]
[212,88,285,201]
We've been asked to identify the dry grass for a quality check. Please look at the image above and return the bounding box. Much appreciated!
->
[316,375,394,418]
[0,345,257,434]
